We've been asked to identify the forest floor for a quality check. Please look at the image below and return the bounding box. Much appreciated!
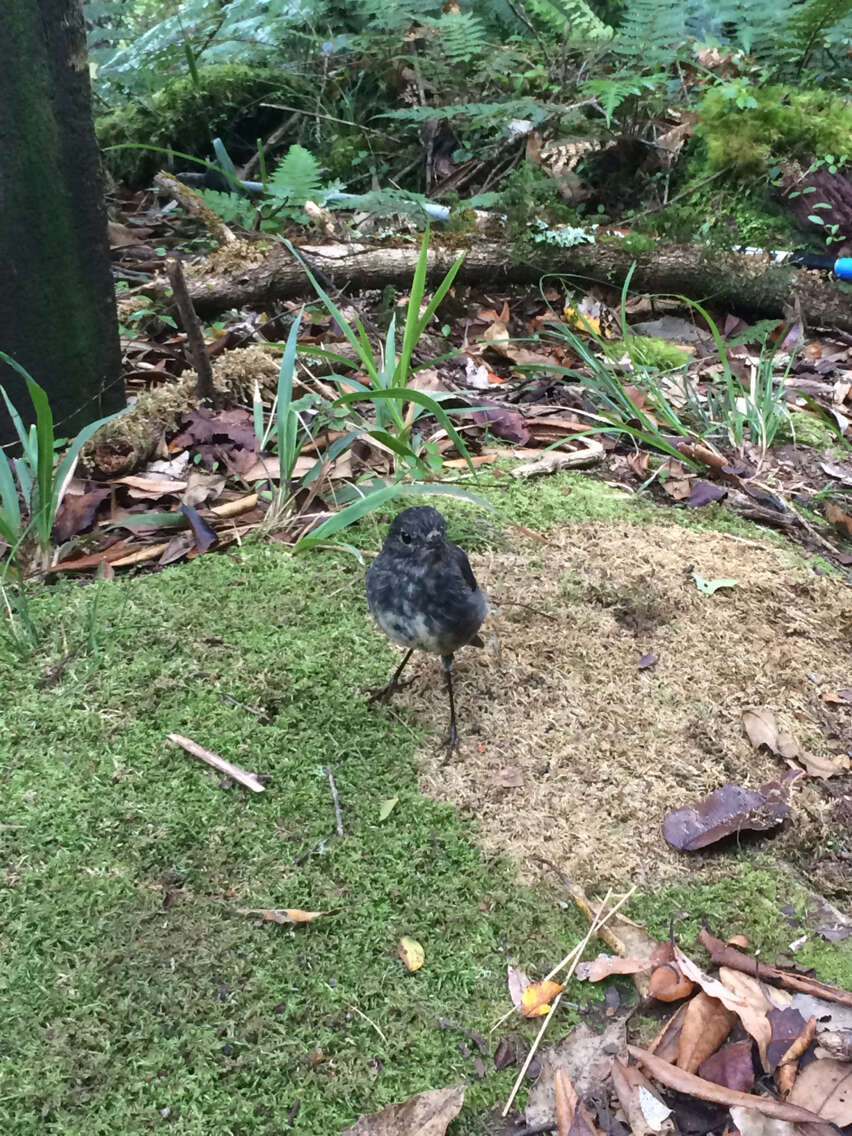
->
[3,471,850,1136]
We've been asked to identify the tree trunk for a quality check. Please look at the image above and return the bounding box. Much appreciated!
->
[152,238,852,332]
[0,0,124,445]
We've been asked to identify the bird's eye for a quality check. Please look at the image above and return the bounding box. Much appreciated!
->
[400,531,411,545]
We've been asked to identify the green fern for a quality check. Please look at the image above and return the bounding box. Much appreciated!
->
[268,145,324,206]
[522,0,613,42]
[198,189,258,228]
[583,74,664,126]
[613,0,688,62]
[433,11,489,63]
[785,0,852,68]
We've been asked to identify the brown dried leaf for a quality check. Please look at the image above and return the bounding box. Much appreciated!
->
[662,781,789,851]
[743,708,782,751]
[825,501,852,539]
[522,979,565,1018]
[236,907,337,924]
[677,991,738,1073]
[648,1002,688,1063]
[675,948,773,1070]
[647,962,695,1002]
[53,486,111,541]
[628,1045,826,1124]
[788,1058,852,1125]
[576,954,655,982]
[775,1014,816,1098]
[610,1058,660,1136]
[338,1085,465,1136]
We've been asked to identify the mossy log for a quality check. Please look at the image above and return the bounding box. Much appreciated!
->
[147,238,852,332]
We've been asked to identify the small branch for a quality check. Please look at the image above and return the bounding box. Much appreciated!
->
[168,732,266,793]
[349,1004,388,1043]
[326,765,344,837]
[166,257,216,403]
[154,171,236,245]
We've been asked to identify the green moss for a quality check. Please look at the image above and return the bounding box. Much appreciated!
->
[604,335,691,370]
[696,84,852,176]
[97,65,298,185]
[778,413,839,449]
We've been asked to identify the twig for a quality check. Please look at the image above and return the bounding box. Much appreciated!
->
[168,733,266,793]
[166,257,216,403]
[500,885,637,1118]
[626,166,731,224]
[259,102,394,138]
[349,1004,388,1044]
[326,765,344,837]
[154,171,236,244]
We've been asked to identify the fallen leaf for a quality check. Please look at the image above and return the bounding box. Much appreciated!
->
[728,1105,798,1136]
[775,1013,816,1097]
[611,1058,669,1136]
[729,935,751,948]
[507,965,532,1010]
[647,961,695,1002]
[639,1085,673,1133]
[569,883,662,997]
[179,503,218,553]
[692,570,738,595]
[522,979,565,1018]
[236,907,336,924]
[677,991,738,1073]
[662,781,789,851]
[378,796,398,821]
[52,486,111,541]
[398,937,425,972]
[699,930,852,1009]
[554,1069,600,1136]
[628,1045,826,1124]
[117,474,189,496]
[674,948,773,1070]
[662,477,692,501]
[338,1085,464,1136]
[647,1002,688,1063]
[576,954,655,982]
[797,750,849,778]
[743,707,782,751]
[788,1058,852,1125]
[627,452,651,477]
[637,652,659,670]
[698,1040,756,1092]
[688,480,727,507]
[825,501,852,539]
[181,469,226,508]
[471,405,531,445]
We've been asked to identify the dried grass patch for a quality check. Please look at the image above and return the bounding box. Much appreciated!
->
[392,521,851,890]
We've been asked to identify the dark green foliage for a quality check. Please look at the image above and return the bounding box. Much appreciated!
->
[96,65,299,185]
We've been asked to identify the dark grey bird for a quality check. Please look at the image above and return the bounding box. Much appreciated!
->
[365,506,488,752]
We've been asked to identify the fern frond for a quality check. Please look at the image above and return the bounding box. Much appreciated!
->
[785,0,852,66]
[613,0,688,62]
[522,0,613,42]
[198,189,258,228]
[268,145,324,205]
[432,11,489,63]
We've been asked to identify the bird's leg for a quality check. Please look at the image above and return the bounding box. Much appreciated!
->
[440,654,458,759]
[367,648,414,705]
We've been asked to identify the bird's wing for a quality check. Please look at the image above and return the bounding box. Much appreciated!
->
[446,539,478,592]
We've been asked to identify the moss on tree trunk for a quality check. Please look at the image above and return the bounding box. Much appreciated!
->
[0,0,124,444]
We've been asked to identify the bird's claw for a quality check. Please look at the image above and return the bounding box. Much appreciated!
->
[365,677,411,705]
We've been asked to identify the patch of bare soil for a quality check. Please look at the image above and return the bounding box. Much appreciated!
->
[393,522,852,897]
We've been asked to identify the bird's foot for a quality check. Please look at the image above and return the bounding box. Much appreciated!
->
[439,721,459,764]
[365,676,411,706]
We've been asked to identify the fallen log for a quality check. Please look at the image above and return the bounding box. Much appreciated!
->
[146,236,852,332]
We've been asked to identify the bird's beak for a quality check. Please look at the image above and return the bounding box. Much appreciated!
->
[425,529,442,549]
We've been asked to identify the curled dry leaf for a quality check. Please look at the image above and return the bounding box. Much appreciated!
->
[522,979,565,1018]
[338,1085,465,1136]
[397,937,425,973]
[677,991,738,1073]
[648,1002,688,1063]
[742,708,844,778]
[674,947,773,1070]
[576,954,655,982]
[628,1046,827,1125]
[728,1105,798,1136]
[775,1014,816,1099]
[662,781,789,851]
[765,1006,809,1073]
[236,907,337,924]
[647,962,695,1002]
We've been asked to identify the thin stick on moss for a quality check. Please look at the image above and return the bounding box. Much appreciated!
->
[326,765,344,837]
[168,732,266,793]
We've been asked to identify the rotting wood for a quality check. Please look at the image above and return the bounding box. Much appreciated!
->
[167,732,266,792]
[145,238,852,333]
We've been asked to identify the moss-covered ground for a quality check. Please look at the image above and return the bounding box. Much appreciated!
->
[2,472,849,1135]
